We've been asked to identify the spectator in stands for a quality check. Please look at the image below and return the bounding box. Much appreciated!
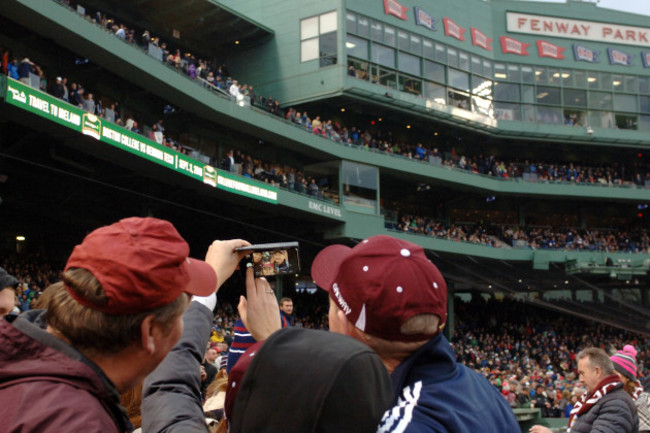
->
[51,76,64,99]
[279,297,294,326]
[611,345,650,432]
[0,267,18,316]
[82,92,96,114]
[530,347,638,433]
[17,57,34,85]
[201,347,218,399]
[0,217,247,432]
[6,58,18,80]
[308,235,521,433]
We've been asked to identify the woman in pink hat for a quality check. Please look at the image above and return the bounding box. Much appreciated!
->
[611,345,650,433]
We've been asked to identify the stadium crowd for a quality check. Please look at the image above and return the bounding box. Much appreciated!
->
[388,214,650,253]
[6,252,648,417]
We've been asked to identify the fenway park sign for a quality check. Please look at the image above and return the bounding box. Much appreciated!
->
[507,12,650,48]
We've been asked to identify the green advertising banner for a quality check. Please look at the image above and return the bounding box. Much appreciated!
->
[3,78,278,204]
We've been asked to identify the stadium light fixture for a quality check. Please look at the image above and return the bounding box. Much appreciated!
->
[16,236,25,241]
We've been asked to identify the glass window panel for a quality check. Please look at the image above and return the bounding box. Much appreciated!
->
[398,30,409,50]
[561,70,574,87]
[459,52,470,71]
[625,76,638,93]
[346,13,356,33]
[494,63,506,80]
[398,52,420,75]
[471,94,494,117]
[494,82,520,102]
[357,16,370,37]
[342,160,377,207]
[587,72,599,89]
[424,81,446,104]
[447,48,459,68]
[471,56,482,75]
[523,105,536,122]
[563,88,586,107]
[574,71,587,88]
[521,66,534,84]
[424,60,445,83]
[588,91,612,110]
[589,111,615,129]
[320,11,337,34]
[448,68,469,91]
[347,59,369,80]
[301,17,319,40]
[347,35,368,60]
[384,26,396,46]
[494,102,521,121]
[410,35,421,55]
[436,44,446,62]
[522,85,535,104]
[640,77,650,94]
[399,75,422,95]
[601,73,613,91]
[301,38,319,62]
[535,67,548,84]
[614,94,636,112]
[319,32,337,66]
[612,75,624,92]
[483,60,492,78]
[507,64,520,82]
[548,68,561,85]
[639,115,650,132]
[472,76,492,99]
[641,96,650,114]
[371,21,383,40]
[371,44,395,68]
[423,39,434,59]
[536,86,560,105]
[537,106,563,124]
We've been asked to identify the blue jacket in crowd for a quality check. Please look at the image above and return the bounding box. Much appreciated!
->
[377,332,520,433]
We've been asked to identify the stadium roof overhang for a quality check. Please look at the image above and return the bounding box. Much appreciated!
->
[58,0,274,57]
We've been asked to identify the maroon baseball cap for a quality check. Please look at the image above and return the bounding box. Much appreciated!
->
[311,235,447,342]
[64,217,217,315]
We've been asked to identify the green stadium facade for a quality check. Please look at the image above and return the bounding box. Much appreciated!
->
[1,0,650,340]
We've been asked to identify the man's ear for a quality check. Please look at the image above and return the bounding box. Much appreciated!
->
[140,315,157,354]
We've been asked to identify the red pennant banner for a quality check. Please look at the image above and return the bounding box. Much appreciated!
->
[444,18,466,41]
[471,28,492,51]
[500,36,530,56]
[536,40,566,59]
[384,0,408,20]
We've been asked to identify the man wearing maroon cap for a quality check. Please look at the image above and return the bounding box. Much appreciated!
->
[0,217,249,433]
[310,235,520,433]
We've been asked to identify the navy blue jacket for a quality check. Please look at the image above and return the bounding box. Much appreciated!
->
[377,333,520,433]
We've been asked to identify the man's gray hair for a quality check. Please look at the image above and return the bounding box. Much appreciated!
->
[577,347,615,375]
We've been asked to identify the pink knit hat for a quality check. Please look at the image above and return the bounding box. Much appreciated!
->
[610,345,638,381]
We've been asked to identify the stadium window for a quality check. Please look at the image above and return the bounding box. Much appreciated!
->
[471,56,482,75]
[588,91,613,110]
[410,35,422,55]
[424,60,445,84]
[625,76,638,93]
[347,35,368,60]
[494,82,520,102]
[459,52,470,71]
[448,68,469,92]
[563,89,586,107]
[384,25,396,46]
[447,48,459,68]
[357,16,370,37]
[300,11,338,66]
[423,39,435,60]
[371,44,395,68]
[346,12,356,33]
[506,64,520,83]
[641,96,650,114]
[639,77,649,94]
[614,94,637,112]
[397,30,409,51]
[521,66,534,84]
[435,43,446,63]
[398,51,420,76]
[574,71,587,88]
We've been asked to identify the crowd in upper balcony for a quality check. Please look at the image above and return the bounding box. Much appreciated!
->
[388,213,650,253]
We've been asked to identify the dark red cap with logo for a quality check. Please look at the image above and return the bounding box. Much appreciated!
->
[64,217,217,314]
[311,235,447,342]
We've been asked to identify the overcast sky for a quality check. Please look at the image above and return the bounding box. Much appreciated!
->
[514,0,649,16]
